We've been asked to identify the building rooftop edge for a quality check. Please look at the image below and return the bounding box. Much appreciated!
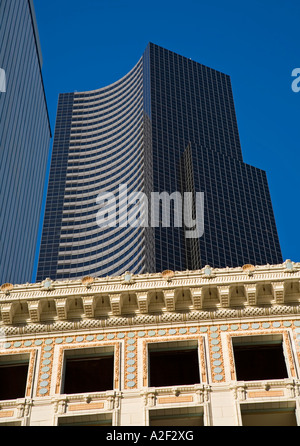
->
[59,42,230,96]
[1,260,298,293]
[0,261,299,331]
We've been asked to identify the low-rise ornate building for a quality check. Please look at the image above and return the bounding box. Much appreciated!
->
[0,261,300,426]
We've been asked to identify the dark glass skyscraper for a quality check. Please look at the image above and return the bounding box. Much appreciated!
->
[37,43,282,281]
[0,0,51,284]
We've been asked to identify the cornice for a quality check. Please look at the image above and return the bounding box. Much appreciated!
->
[0,261,299,332]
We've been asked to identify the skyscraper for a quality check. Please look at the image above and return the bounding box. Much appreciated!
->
[0,0,51,285]
[37,43,282,281]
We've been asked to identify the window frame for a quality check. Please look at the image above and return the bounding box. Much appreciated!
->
[229,332,296,382]
[58,344,119,396]
[146,338,203,389]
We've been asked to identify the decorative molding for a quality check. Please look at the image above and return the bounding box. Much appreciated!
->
[136,292,150,313]
[1,263,299,329]
[217,286,230,307]
[54,341,120,396]
[1,262,299,299]
[28,300,42,323]
[272,282,285,304]
[142,384,211,407]
[0,410,14,418]
[0,303,16,325]
[0,306,299,337]
[82,296,96,318]
[163,290,177,312]
[141,335,207,388]
[226,329,297,382]
[0,349,36,399]
[52,391,121,414]
[231,378,300,401]
[55,299,69,320]
[109,294,122,316]
[190,288,203,310]
[244,284,257,306]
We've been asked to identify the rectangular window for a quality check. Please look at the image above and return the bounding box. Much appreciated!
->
[232,334,289,381]
[58,413,112,426]
[148,340,200,387]
[62,347,114,395]
[241,402,297,426]
[0,354,30,401]
[0,421,23,426]
[149,406,204,426]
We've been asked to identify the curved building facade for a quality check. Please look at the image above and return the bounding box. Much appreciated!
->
[37,52,154,280]
[37,43,282,281]
[60,57,147,277]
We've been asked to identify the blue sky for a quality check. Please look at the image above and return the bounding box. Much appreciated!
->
[34,0,300,266]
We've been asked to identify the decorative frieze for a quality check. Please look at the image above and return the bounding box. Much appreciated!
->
[231,379,300,401]
[0,262,298,328]
[142,384,211,408]
[0,262,300,426]
[52,391,121,415]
